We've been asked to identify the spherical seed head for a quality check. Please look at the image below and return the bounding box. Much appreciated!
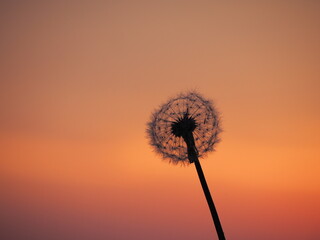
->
[147,91,222,165]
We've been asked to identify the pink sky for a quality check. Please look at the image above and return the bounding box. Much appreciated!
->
[1,1,319,239]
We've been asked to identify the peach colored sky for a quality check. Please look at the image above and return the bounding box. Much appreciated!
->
[1,1,319,239]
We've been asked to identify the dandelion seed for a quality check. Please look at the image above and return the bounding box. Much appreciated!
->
[147,91,221,164]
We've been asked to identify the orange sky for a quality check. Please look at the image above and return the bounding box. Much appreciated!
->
[1,1,319,239]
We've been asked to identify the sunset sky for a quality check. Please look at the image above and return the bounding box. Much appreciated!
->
[1,1,319,239]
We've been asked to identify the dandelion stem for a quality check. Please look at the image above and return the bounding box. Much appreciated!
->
[193,158,226,240]
[185,134,226,240]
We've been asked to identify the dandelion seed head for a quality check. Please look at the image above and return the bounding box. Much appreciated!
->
[147,91,222,165]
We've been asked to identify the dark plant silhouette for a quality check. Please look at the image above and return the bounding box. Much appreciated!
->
[147,91,226,240]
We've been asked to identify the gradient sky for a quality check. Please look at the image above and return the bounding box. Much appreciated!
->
[1,1,319,239]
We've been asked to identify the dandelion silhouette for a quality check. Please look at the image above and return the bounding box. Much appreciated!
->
[147,91,226,240]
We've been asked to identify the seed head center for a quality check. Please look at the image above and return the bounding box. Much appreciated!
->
[171,112,197,137]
